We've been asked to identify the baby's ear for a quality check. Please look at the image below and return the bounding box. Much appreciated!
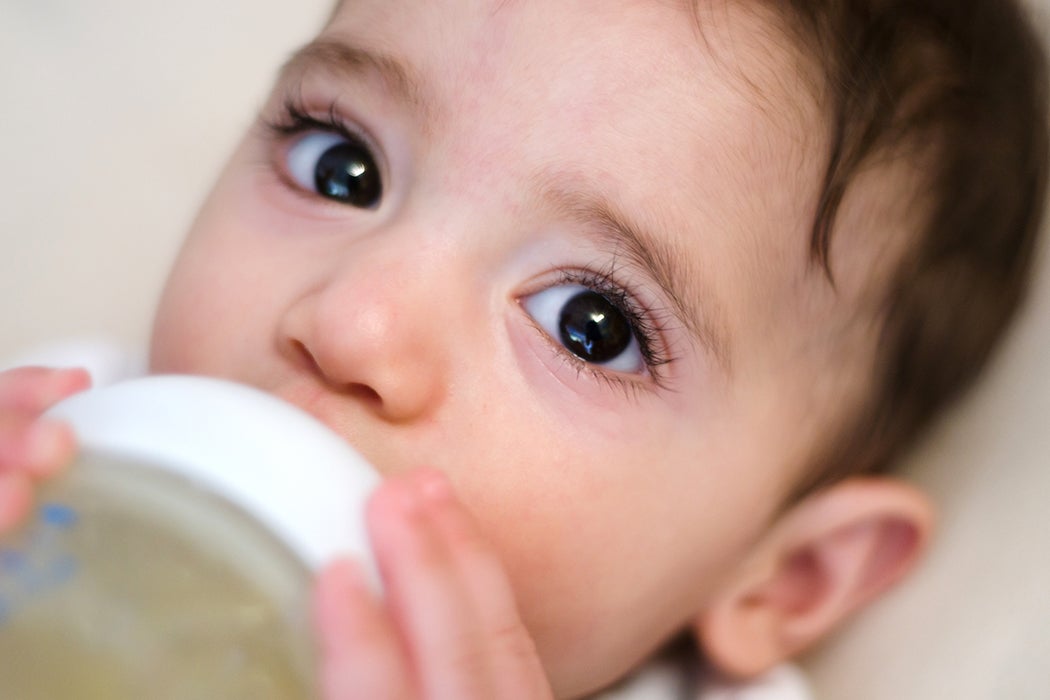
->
[693,477,933,678]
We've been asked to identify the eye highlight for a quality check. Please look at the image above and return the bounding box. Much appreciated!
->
[265,99,383,209]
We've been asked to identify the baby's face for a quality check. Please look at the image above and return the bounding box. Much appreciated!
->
[151,0,856,694]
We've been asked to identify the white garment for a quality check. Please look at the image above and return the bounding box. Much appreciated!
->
[7,339,814,700]
[593,647,811,700]
[699,666,812,700]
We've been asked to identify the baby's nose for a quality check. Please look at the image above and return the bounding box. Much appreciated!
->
[277,250,451,424]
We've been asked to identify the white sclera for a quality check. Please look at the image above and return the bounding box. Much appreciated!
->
[45,375,381,579]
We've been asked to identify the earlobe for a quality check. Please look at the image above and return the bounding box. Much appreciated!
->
[694,477,934,678]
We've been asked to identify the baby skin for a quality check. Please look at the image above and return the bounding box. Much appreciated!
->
[0,1,936,698]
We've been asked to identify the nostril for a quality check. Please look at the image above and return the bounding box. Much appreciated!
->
[290,340,383,406]
[346,383,382,406]
[291,340,323,376]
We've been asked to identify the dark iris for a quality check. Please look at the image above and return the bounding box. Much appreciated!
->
[314,141,382,208]
[558,290,633,364]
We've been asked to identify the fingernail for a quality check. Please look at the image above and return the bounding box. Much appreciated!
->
[415,468,452,503]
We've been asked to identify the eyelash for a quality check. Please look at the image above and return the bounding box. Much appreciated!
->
[264,95,359,141]
[263,98,675,392]
[543,265,675,390]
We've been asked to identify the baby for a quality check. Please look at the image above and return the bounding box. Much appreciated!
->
[1,0,1047,698]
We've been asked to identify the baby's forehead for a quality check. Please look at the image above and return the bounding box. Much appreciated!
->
[319,1,813,122]
[314,0,824,209]
[313,0,833,356]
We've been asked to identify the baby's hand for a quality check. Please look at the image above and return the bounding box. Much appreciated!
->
[314,469,553,700]
[0,367,90,532]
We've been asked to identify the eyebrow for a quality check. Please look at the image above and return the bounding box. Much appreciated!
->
[540,182,731,369]
[280,40,730,369]
[278,39,430,117]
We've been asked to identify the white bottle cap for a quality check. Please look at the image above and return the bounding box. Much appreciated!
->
[46,375,380,578]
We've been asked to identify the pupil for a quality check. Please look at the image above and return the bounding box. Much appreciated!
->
[558,291,632,364]
[314,141,381,207]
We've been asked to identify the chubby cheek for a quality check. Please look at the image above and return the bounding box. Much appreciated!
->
[451,349,793,695]
[150,175,282,376]
[149,259,229,375]
[458,442,763,697]
[439,364,752,695]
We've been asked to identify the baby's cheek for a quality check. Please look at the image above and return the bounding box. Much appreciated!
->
[457,480,629,667]
[148,305,203,375]
[148,263,233,376]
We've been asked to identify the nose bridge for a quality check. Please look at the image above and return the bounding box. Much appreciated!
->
[326,229,441,315]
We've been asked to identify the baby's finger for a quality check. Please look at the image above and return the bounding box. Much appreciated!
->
[368,475,482,698]
[314,558,414,700]
[0,415,77,477]
[0,367,91,414]
[368,471,551,700]
[413,470,551,698]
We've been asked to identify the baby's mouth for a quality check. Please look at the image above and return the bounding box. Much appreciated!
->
[274,380,348,435]
[270,379,394,474]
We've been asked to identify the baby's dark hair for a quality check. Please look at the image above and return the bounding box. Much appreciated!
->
[773,0,1048,494]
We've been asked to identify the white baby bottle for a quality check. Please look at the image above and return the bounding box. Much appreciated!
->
[0,375,380,699]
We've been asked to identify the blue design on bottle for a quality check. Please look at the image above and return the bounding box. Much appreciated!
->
[41,503,78,528]
[0,501,81,626]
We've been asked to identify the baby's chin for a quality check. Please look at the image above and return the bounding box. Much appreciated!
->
[527,613,691,699]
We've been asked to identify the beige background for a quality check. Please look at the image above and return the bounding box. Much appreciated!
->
[1,2,1048,697]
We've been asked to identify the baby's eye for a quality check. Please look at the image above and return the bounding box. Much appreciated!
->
[522,284,645,373]
[285,131,382,208]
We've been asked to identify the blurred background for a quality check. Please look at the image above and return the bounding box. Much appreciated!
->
[1,1,1048,697]
[0,0,331,356]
